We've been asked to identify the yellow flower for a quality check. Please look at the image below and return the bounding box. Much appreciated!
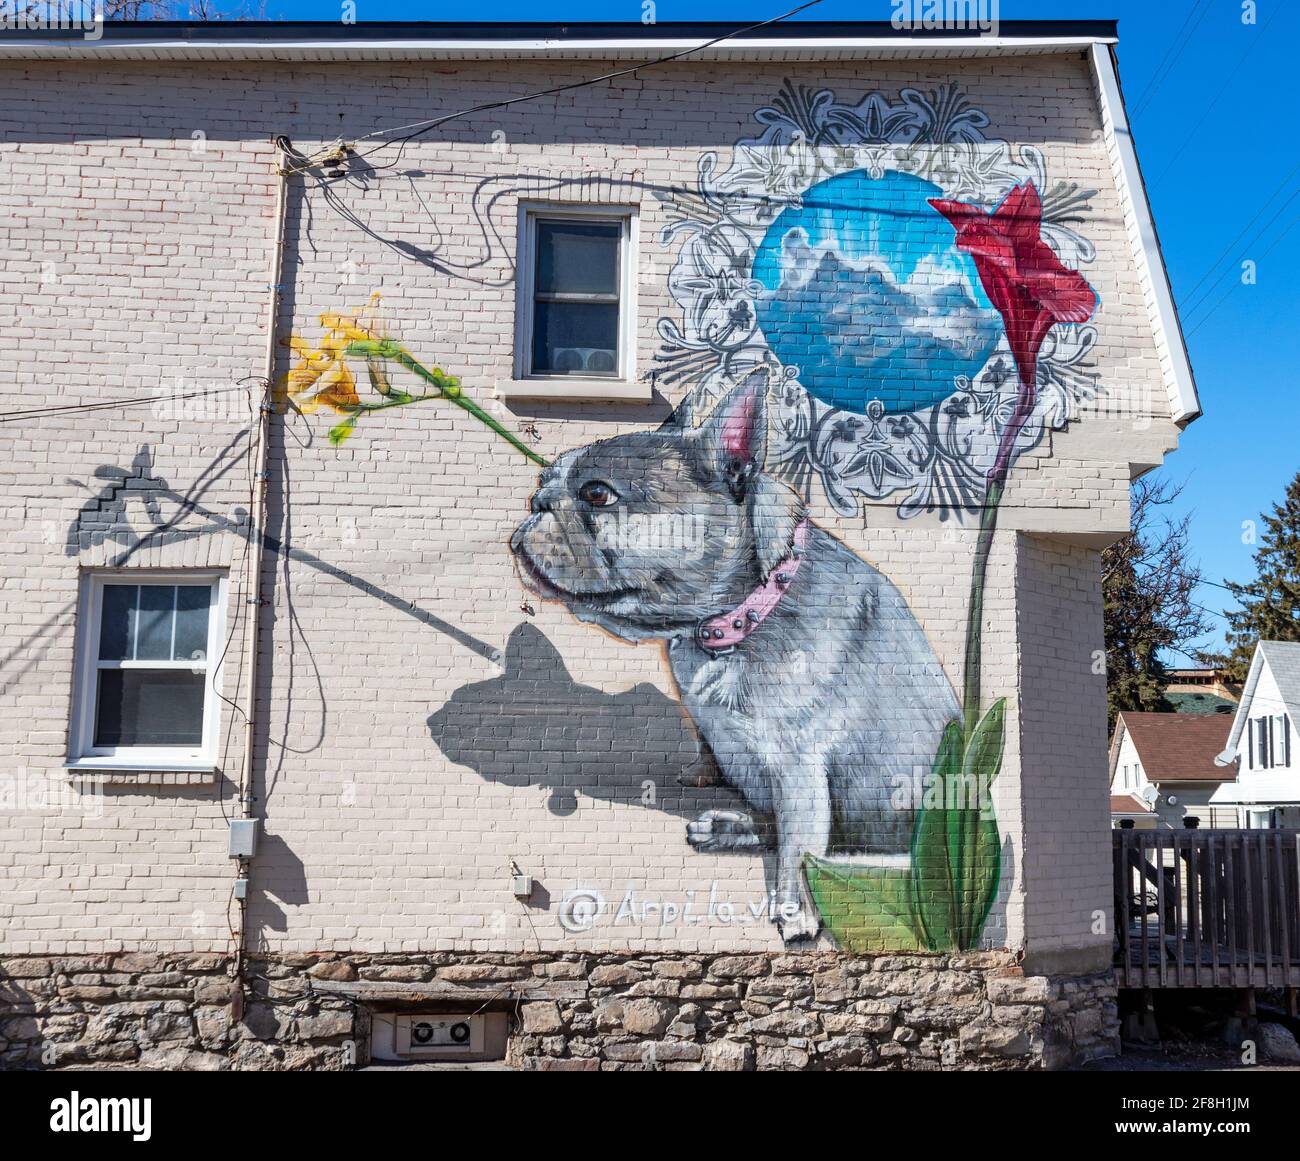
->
[282,293,389,414]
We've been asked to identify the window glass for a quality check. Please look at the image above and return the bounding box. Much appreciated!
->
[94,670,206,747]
[135,585,176,661]
[96,584,211,664]
[174,586,211,662]
[531,301,619,375]
[98,585,136,661]
[535,221,619,296]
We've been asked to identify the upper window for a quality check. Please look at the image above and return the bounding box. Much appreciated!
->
[516,207,636,382]
[1249,713,1291,770]
[69,573,225,770]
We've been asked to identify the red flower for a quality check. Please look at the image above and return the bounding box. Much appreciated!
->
[929,182,1096,483]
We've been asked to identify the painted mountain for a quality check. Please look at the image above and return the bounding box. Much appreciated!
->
[752,169,1001,414]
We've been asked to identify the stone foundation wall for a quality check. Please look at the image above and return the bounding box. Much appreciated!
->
[0,951,1118,1071]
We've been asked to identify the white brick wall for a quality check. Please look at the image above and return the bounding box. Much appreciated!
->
[0,53,1182,960]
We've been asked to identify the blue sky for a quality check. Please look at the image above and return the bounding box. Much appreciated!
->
[262,0,1298,659]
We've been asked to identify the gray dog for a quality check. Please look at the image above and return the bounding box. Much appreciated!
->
[510,371,959,942]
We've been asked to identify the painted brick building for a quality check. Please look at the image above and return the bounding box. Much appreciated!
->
[0,20,1197,1070]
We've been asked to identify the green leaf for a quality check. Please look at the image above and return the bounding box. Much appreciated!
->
[960,817,1002,950]
[957,699,1006,946]
[804,856,922,952]
[964,698,1006,798]
[907,706,1006,951]
[327,415,358,446]
[909,719,964,951]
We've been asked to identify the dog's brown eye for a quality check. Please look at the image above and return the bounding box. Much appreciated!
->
[578,481,619,507]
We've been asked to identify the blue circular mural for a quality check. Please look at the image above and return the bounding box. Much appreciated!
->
[752,169,1002,415]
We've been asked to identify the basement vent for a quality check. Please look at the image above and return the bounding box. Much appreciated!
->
[397,1015,483,1056]
[370,1011,509,1064]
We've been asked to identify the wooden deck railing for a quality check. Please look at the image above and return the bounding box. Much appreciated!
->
[1113,829,1300,989]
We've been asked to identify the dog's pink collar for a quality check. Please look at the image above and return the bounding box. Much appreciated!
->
[696,520,810,653]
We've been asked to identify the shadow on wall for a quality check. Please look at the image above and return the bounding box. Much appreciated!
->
[428,622,742,821]
[249,830,310,944]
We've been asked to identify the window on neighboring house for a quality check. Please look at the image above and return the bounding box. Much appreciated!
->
[69,573,225,770]
[516,206,637,382]
[1249,714,1292,770]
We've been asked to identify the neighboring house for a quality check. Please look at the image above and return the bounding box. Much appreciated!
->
[1163,666,1240,715]
[0,19,1197,1071]
[1211,641,1300,829]
[1108,712,1237,829]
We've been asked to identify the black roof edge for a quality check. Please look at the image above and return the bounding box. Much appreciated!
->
[1,19,1119,43]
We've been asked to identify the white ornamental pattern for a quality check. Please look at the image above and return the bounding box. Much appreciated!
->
[653,81,1101,520]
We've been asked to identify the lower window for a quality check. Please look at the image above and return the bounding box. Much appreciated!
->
[69,572,226,770]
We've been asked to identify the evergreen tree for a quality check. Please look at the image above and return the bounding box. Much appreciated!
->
[1103,477,1209,726]
[1213,471,1300,682]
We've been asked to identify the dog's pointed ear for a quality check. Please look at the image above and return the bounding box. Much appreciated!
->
[694,369,770,502]
[657,390,695,433]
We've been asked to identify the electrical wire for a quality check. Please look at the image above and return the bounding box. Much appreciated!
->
[1181,193,1300,322]
[1184,212,1298,338]
[1175,160,1300,310]
[1149,3,1282,189]
[285,0,829,176]
[1129,0,1211,119]
[0,383,250,425]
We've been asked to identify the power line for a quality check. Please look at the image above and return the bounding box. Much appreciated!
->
[1176,160,1300,309]
[1181,189,1300,321]
[1184,211,1299,337]
[1150,3,1281,188]
[289,0,830,175]
[1129,0,1211,118]
[0,383,254,425]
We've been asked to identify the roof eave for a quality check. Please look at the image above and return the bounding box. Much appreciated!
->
[1087,43,1199,429]
[0,19,1120,59]
[1224,646,1267,758]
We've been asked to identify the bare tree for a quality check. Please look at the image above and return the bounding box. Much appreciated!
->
[97,1,263,18]
[1102,476,1211,726]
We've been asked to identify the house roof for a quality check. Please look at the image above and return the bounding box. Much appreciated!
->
[1165,691,1238,715]
[1110,793,1153,815]
[1116,712,1236,783]
[1225,640,1300,758]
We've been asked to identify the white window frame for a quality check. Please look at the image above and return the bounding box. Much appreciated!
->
[66,571,227,772]
[501,202,644,402]
[1250,714,1288,770]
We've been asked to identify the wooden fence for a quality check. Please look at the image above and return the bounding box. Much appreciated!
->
[1113,829,1300,989]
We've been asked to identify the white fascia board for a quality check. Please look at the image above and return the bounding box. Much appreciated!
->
[1223,647,1266,760]
[0,33,1116,60]
[1088,42,1200,427]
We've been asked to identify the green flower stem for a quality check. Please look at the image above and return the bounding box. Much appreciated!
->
[962,475,1004,739]
[344,340,549,467]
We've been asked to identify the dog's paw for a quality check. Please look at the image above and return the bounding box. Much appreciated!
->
[686,809,765,852]
[677,751,721,788]
[777,907,822,944]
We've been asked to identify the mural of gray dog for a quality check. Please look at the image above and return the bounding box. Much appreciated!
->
[510,370,959,943]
